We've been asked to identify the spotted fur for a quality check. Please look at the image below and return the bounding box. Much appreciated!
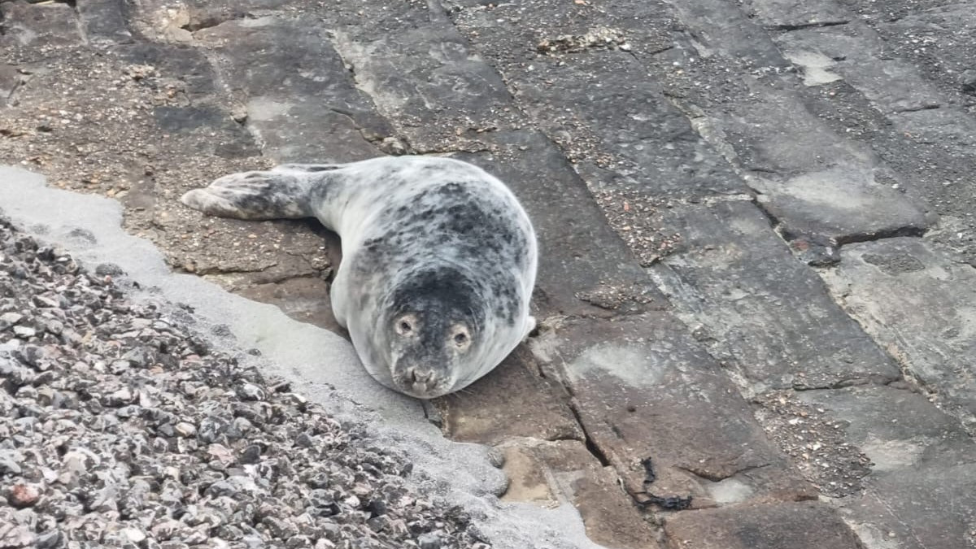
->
[180,157,538,398]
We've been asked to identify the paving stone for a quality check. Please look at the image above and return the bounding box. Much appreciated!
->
[781,37,976,265]
[529,441,664,549]
[793,386,976,549]
[664,501,863,549]
[655,0,791,71]
[236,275,344,335]
[329,3,516,154]
[622,0,930,244]
[777,23,945,114]
[648,200,899,391]
[534,312,814,508]
[436,345,582,445]
[78,0,133,45]
[196,17,390,163]
[739,0,850,28]
[451,3,746,199]
[821,237,976,423]
[713,80,928,243]
[0,1,84,47]
[515,50,746,198]
[882,4,976,101]
[117,42,220,99]
[0,64,22,107]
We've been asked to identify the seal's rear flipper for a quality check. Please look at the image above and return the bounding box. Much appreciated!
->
[180,171,315,220]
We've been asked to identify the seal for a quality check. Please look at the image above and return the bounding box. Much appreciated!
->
[180,156,538,399]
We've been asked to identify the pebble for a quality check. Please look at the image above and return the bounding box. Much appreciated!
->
[8,483,41,508]
[0,218,485,548]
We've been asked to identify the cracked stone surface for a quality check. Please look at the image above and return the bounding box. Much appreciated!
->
[822,237,976,426]
[3,0,976,547]
[648,200,900,391]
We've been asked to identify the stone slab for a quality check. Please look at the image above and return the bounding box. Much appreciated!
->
[0,1,83,48]
[196,17,390,163]
[664,501,863,549]
[531,441,664,549]
[712,79,928,243]
[535,312,815,508]
[78,0,134,45]
[329,3,516,154]
[656,0,791,71]
[777,23,945,114]
[821,237,976,423]
[794,386,976,549]
[0,64,22,107]
[648,200,900,391]
[436,344,582,445]
[450,7,746,199]
[739,0,850,28]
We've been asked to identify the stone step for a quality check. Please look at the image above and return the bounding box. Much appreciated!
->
[648,200,900,391]
[788,385,976,549]
[663,501,864,549]
[547,312,816,508]
[821,237,976,425]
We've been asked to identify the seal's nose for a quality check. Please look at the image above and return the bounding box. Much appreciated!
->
[408,368,436,391]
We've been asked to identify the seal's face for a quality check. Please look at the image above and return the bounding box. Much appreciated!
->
[384,268,483,399]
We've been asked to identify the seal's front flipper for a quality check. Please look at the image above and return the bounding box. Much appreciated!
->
[181,171,314,220]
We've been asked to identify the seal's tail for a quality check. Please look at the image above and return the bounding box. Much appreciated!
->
[180,169,322,221]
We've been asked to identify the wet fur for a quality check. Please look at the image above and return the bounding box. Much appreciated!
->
[181,157,537,397]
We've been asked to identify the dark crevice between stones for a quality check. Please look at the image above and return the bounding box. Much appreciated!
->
[833,225,928,247]
[769,20,848,32]
[750,194,928,263]
[892,103,941,114]
[566,399,611,467]
[182,10,254,34]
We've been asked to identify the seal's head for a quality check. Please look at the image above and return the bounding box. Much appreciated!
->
[383,266,483,399]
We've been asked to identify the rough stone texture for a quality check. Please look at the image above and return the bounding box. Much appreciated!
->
[535,313,814,508]
[648,200,900,391]
[664,501,864,549]
[77,0,134,45]
[793,386,976,549]
[768,13,976,266]
[739,0,849,28]
[710,79,928,243]
[436,346,582,445]
[822,237,976,425]
[530,441,663,549]
[0,2,84,48]
[196,17,390,163]
[450,7,746,199]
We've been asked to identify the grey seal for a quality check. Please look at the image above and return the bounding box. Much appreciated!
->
[180,156,538,399]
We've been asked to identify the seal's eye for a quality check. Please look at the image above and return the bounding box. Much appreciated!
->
[452,327,471,349]
[396,319,413,336]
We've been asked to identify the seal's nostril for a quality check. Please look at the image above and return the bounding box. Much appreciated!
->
[409,368,434,386]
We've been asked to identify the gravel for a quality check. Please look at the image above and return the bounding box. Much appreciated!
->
[0,217,487,549]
